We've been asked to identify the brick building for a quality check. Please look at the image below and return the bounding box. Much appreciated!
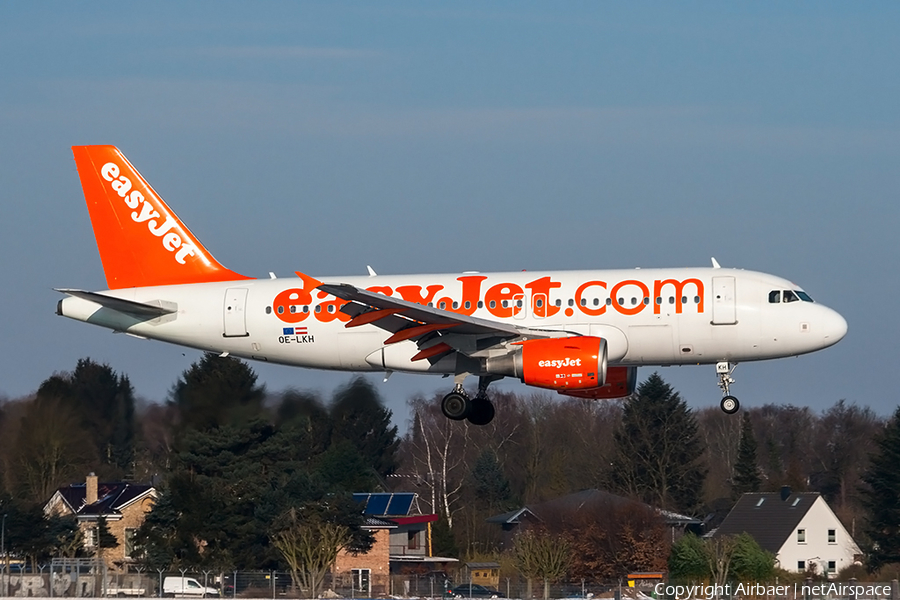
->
[44,473,156,570]
[333,518,396,597]
[333,493,456,597]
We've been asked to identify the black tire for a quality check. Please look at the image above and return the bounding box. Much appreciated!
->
[467,399,495,426]
[441,391,470,420]
[720,395,740,414]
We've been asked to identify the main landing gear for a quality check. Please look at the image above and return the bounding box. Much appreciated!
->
[441,376,498,425]
[716,361,740,415]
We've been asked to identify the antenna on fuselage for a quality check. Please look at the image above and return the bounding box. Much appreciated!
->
[711,257,722,269]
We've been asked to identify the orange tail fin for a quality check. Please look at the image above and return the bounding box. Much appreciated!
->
[72,146,252,289]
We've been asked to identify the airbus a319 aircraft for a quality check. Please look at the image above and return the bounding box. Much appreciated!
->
[57,146,848,425]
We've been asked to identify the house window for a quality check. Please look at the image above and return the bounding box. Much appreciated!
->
[798,561,805,570]
[351,569,371,595]
[797,528,806,543]
[84,527,97,548]
[407,530,418,550]
[828,529,836,543]
[827,561,836,573]
[124,528,137,558]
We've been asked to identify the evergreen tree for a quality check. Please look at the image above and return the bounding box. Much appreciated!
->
[668,534,709,581]
[470,449,512,512]
[34,358,136,477]
[430,517,459,558]
[730,533,775,581]
[170,353,266,433]
[861,406,900,570]
[329,378,400,477]
[610,373,707,513]
[95,515,119,552]
[136,416,373,570]
[731,413,761,498]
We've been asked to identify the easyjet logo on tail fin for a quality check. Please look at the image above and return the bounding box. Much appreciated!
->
[100,162,199,265]
[73,145,251,289]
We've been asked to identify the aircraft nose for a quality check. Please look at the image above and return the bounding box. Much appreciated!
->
[821,307,848,345]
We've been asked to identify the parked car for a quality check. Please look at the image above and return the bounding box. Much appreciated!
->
[163,577,219,597]
[446,584,506,598]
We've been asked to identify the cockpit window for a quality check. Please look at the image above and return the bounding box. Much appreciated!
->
[783,290,800,303]
[796,290,814,302]
[768,290,781,303]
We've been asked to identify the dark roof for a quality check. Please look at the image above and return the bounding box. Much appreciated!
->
[485,507,538,525]
[55,482,154,517]
[713,492,819,553]
[362,515,398,528]
[487,489,700,526]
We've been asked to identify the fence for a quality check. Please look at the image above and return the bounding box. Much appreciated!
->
[0,566,897,600]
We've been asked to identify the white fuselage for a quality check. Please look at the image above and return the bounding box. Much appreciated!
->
[58,267,847,377]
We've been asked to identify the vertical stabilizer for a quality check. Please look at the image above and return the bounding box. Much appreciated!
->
[72,145,252,289]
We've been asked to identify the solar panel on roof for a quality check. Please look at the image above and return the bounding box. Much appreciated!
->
[366,494,391,515]
[386,493,414,516]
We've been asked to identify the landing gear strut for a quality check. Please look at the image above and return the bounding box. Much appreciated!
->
[716,361,740,415]
[440,375,498,425]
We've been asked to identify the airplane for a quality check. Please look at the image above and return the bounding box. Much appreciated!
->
[57,145,848,425]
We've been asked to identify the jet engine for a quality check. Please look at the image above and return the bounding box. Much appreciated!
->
[485,336,608,391]
[558,366,638,399]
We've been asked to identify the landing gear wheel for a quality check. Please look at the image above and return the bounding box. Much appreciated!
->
[467,398,495,426]
[441,391,471,420]
[720,395,740,415]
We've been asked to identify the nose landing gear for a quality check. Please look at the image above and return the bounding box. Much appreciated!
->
[716,361,740,415]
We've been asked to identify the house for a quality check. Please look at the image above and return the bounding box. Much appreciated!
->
[713,487,861,576]
[333,493,457,597]
[333,514,396,597]
[43,472,156,569]
[487,489,701,548]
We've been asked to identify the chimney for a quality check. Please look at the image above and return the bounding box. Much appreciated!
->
[780,485,791,501]
[86,472,98,505]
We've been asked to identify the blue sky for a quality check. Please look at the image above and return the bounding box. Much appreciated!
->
[1,2,897,427]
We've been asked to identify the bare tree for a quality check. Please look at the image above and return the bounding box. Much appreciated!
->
[705,536,737,594]
[512,529,571,600]
[404,396,472,529]
[271,510,350,598]
[12,395,95,499]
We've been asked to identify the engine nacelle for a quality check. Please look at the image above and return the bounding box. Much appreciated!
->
[558,366,638,399]
[485,336,608,392]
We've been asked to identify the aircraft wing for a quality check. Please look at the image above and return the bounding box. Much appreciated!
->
[316,280,563,358]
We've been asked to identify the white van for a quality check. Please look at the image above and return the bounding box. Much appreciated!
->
[163,577,219,597]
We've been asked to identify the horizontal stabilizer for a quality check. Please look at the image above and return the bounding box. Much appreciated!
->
[55,289,176,317]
